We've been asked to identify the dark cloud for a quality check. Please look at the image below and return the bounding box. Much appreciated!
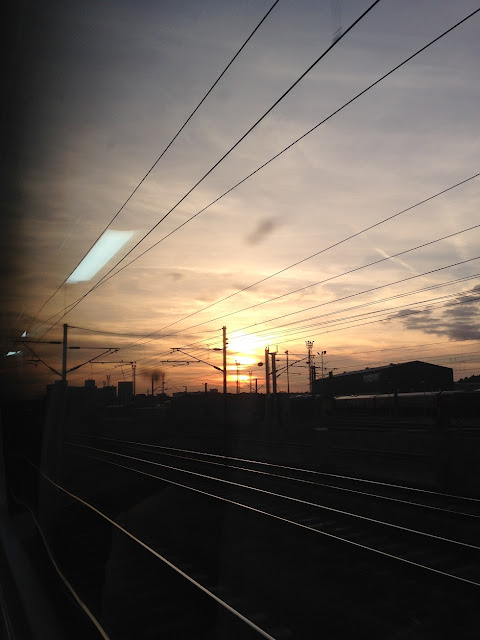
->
[389,295,480,341]
[244,218,278,245]
[391,308,430,319]
[166,271,183,280]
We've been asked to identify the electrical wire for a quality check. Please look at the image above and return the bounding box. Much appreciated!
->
[235,288,480,347]
[330,337,480,362]
[235,275,480,339]
[34,0,385,337]
[35,7,480,340]
[51,180,480,380]
[70,256,480,384]
[110,226,480,351]
[88,290,480,388]
[27,0,283,330]
[69,272,479,385]
[269,295,480,350]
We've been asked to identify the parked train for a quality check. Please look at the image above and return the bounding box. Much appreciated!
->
[332,389,480,424]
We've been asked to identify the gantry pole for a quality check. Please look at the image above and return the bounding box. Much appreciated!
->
[62,324,68,383]
[222,326,227,394]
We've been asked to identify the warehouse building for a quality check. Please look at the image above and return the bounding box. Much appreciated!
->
[313,360,453,396]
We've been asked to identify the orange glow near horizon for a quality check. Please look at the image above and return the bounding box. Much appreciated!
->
[227,331,264,383]
[228,332,264,358]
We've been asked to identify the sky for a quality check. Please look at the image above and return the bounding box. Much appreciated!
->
[2,0,480,398]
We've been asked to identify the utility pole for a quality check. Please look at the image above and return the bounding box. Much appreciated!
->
[235,360,240,394]
[132,362,136,395]
[270,350,278,396]
[306,340,314,394]
[62,323,68,383]
[285,350,290,395]
[319,350,327,379]
[255,378,258,394]
[222,326,227,395]
[265,347,270,395]
[248,370,253,393]
[204,382,208,394]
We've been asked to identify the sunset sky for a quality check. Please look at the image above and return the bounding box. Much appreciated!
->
[3,0,480,397]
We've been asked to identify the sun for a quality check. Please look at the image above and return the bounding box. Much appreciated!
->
[227,331,264,379]
[228,332,264,363]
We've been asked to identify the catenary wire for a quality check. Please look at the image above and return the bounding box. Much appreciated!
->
[235,288,480,347]
[54,230,480,386]
[114,226,480,351]
[211,256,480,340]
[34,0,394,336]
[110,254,480,378]
[240,282,480,343]
[69,277,480,385]
[27,0,283,332]
[35,8,480,339]
[130,293,480,378]
[88,173,480,343]
[36,170,480,340]
[67,271,479,384]
[258,295,480,352]
[235,275,480,339]
[85,267,480,375]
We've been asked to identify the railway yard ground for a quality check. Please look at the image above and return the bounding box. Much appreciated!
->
[3,399,480,639]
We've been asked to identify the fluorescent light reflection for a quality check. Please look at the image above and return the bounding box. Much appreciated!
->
[66,230,134,283]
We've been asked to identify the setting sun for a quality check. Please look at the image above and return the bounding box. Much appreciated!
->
[228,332,264,359]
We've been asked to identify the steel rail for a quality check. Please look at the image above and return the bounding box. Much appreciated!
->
[67,442,480,553]
[72,435,480,519]
[24,461,278,640]
[66,446,480,588]
[9,491,110,640]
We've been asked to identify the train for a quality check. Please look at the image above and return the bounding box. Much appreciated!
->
[331,389,480,425]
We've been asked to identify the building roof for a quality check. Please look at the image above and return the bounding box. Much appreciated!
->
[329,360,452,379]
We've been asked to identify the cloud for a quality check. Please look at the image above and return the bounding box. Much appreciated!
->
[244,218,279,245]
[389,291,480,340]
[166,271,183,281]
[374,248,418,274]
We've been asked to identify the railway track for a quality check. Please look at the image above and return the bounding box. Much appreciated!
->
[53,433,480,638]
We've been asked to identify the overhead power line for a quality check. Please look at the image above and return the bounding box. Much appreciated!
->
[80,290,480,388]
[35,0,384,336]
[240,286,480,347]
[115,224,480,350]
[75,257,480,386]
[69,268,480,384]
[230,255,480,337]
[93,6,478,294]
[78,171,480,352]
[158,285,480,360]
[131,276,480,369]
[182,224,480,326]
[268,293,480,351]
[28,0,283,330]
[39,4,480,336]
[243,275,480,338]
[145,255,480,356]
